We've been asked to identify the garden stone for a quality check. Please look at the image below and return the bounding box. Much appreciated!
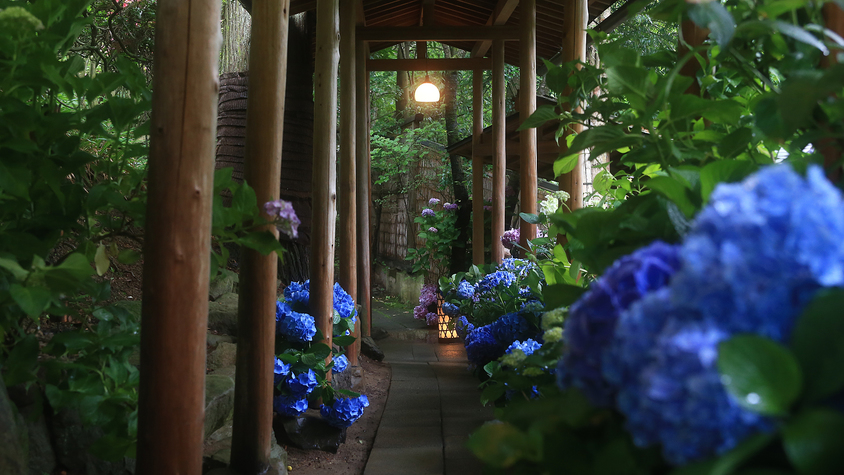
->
[51,408,135,475]
[371,326,390,340]
[209,270,239,301]
[0,378,27,475]
[203,427,287,475]
[207,333,236,350]
[275,414,347,453]
[208,293,239,336]
[207,342,238,372]
[332,365,364,392]
[361,336,385,361]
[204,375,235,439]
[210,364,237,379]
[20,405,56,475]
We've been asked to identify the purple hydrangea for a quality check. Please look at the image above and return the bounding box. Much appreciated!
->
[484,205,492,211]
[276,301,317,342]
[333,354,349,373]
[428,227,438,234]
[273,357,291,386]
[442,302,459,317]
[428,198,440,206]
[422,208,436,217]
[413,304,428,321]
[286,369,319,397]
[457,280,475,300]
[501,228,520,250]
[426,312,439,326]
[273,394,309,417]
[264,199,301,239]
[444,202,458,211]
[557,240,680,406]
[506,338,542,356]
[419,284,438,307]
[320,395,370,428]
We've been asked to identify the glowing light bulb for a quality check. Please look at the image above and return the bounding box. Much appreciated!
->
[414,81,440,102]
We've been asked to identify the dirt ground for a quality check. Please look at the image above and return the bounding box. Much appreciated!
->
[283,355,391,475]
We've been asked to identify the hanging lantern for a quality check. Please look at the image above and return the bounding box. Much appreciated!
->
[437,294,459,341]
[414,75,440,102]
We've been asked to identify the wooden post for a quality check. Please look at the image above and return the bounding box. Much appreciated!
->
[338,0,359,363]
[558,0,587,212]
[472,69,485,266]
[519,0,537,249]
[491,39,506,264]
[229,0,290,472]
[135,0,220,472]
[822,2,844,180]
[356,40,372,338]
[678,20,709,96]
[311,0,340,372]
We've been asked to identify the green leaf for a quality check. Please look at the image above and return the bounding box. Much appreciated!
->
[689,1,736,46]
[467,422,542,468]
[789,289,844,402]
[542,283,586,310]
[117,249,142,265]
[769,20,829,55]
[235,231,283,255]
[519,213,541,225]
[10,283,52,318]
[782,409,844,475]
[2,336,39,386]
[717,335,802,415]
[554,153,580,176]
[700,160,756,203]
[717,128,754,160]
[670,96,744,123]
[89,433,135,462]
[95,244,110,276]
[518,104,560,131]
[333,335,356,347]
[0,257,28,280]
[646,176,696,217]
[757,0,809,19]
[306,343,332,361]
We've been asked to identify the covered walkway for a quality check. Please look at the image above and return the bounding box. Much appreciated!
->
[364,302,493,475]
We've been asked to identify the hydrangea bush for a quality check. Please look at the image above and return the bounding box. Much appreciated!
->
[406,197,460,280]
[273,280,368,428]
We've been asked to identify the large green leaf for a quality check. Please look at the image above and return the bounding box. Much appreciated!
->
[235,231,284,255]
[518,104,560,131]
[542,283,586,310]
[10,283,52,318]
[700,160,757,203]
[554,153,580,176]
[670,95,744,123]
[782,409,844,475]
[717,335,802,416]
[467,422,542,468]
[789,289,844,403]
[646,176,696,217]
[689,1,736,46]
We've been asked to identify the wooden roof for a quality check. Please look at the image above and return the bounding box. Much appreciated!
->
[285,0,622,66]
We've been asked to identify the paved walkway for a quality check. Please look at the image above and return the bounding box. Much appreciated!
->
[363,302,493,475]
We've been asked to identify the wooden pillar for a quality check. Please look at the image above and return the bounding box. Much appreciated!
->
[229,0,290,472]
[678,20,709,96]
[135,0,220,472]
[822,2,844,180]
[519,0,537,249]
[491,39,506,264]
[558,0,587,212]
[356,40,372,338]
[311,0,340,371]
[339,0,359,363]
[472,69,485,266]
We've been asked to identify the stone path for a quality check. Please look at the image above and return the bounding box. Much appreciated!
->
[363,303,493,475]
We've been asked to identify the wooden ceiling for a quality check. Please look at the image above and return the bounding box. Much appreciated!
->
[286,0,622,66]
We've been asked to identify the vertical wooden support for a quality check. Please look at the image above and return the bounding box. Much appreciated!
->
[558,0,587,212]
[356,40,372,338]
[822,2,844,179]
[519,0,537,249]
[339,0,358,363]
[491,39,506,264]
[472,69,485,266]
[229,0,290,472]
[136,0,220,472]
[311,0,340,371]
[678,20,709,96]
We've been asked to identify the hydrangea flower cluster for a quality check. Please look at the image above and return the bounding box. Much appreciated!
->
[501,228,520,250]
[442,302,459,317]
[264,199,301,239]
[422,208,435,217]
[320,395,370,428]
[413,284,439,326]
[276,301,317,343]
[456,315,474,339]
[444,202,458,211]
[333,354,349,373]
[332,283,356,320]
[475,270,517,295]
[428,198,440,206]
[428,227,438,234]
[457,280,475,300]
[557,165,844,465]
[464,309,541,367]
[506,338,541,356]
[272,364,318,417]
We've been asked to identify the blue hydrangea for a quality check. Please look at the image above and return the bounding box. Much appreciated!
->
[276,301,317,342]
[457,280,475,300]
[557,240,681,407]
[498,258,536,278]
[320,395,370,428]
[284,281,310,311]
[465,324,507,367]
[273,357,291,386]
[442,302,459,317]
[273,394,309,417]
[455,315,474,340]
[286,369,319,397]
[333,282,356,319]
[476,271,517,294]
[489,312,535,348]
[506,338,541,356]
[333,354,349,373]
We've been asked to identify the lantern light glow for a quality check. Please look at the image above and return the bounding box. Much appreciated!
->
[414,79,440,102]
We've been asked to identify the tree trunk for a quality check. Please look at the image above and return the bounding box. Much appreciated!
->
[220,0,251,74]
[442,46,471,274]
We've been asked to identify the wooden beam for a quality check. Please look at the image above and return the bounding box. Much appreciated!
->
[519,0,537,249]
[492,39,506,265]
[356,40,372,338]
[471,0,519,58]
[311,0,339,375]
[135,0,220,472]
[229,1,290,471]
[558,0,587,212]
[358,25,519,42]
[339,0,358,364]
[472,69,485,266]
[367,57,492,71]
